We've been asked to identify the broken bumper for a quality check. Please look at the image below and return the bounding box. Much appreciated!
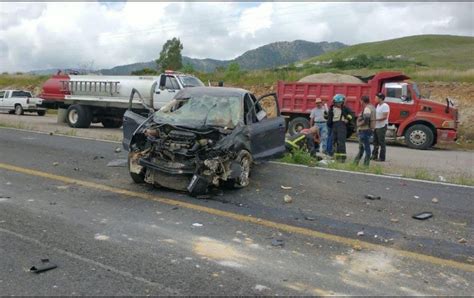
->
[436,129,457,144]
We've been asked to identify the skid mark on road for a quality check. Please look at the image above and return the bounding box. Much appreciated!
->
[0,162,473,273]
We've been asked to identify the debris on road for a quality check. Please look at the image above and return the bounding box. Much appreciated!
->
[365,194,381,200]
[114,147,122,153]
[336,180,345,184]
[192,223,203,227]
[30,259,57,274]
[432,198,439,203]
[0,195,11,199]
[414,195,420,199]
[390,218,399,223]
[458,238,467,244]
[438,175,447,182]
[271,239,284,247]
[93,156,105,160]
[53,162,59,166]
[254,284,270,292]
[357,231,365,236]
[280,185,292,190]
[106,159,128,167]
[283,194,293,204]
[412,212,433,220]
[352,244,362,251]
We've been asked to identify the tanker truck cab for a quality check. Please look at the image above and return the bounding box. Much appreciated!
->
[380,79,458,149]
[152,71,204,109]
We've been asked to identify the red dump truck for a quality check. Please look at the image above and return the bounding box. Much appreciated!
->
[277,71,458,149]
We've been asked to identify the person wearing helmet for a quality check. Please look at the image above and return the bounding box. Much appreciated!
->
[327,94,354,162]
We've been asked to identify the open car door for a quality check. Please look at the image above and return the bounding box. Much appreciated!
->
[247,93,286,160]
[122,89,153,151]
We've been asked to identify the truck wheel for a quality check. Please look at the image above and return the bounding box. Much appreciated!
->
[223,150,252,189]
[101,118,123,128]
[128,153,145,183]
[66,105,92,128]
[405,124,434,150]
[288,117,310,136]
[37,110,46,116]
[14,104,24,115]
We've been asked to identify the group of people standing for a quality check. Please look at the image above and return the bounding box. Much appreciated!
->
[309,92,390,166]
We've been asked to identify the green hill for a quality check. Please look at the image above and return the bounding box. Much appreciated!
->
[303,35,474,70]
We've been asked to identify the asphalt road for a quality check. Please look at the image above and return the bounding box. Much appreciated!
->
[0,128,472,295]
[1,113,473,180]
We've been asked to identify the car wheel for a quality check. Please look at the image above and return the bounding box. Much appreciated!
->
[14,104,24,115]
[66,105,92,128]
[288,117,309,136]
[224,150,252,188]
[404,124,434,150]
[37,110,46,116]
[128,152,145,183]
[101,118,123,128]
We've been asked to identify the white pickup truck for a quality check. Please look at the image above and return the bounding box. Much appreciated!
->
[0,90,46,116]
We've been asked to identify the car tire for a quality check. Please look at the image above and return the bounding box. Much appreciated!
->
[128,153,145,183]
[66,105,92,128]
[101,118,123,128]
[288,117,310,136]
[405,124,434,150]
[37,110,46,116]
[223,150,252,189]
[14,104,24,115]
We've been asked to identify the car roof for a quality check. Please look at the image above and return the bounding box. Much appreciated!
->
[175,86,250,99]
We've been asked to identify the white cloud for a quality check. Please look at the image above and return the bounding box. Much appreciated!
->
[0,1,472,72]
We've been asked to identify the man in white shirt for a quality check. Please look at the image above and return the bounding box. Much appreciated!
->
[371,93,390,161]
[309,98,328,154]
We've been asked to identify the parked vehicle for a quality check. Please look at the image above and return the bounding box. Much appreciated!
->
[0,90,46,116]
[39,70,204,128]
[277,72,458,149]
[123,87,285,196]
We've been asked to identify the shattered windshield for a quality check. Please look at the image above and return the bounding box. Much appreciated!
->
[179,76,205,87]
[154,95,243,128]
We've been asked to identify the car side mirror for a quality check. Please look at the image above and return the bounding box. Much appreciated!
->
[159,76,166,90]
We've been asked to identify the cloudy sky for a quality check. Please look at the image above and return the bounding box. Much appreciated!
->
[0,1,472,72]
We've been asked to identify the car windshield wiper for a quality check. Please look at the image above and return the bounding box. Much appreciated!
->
[201,102,218,127]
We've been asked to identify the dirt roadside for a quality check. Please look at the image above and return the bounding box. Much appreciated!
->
[1,113,472,185]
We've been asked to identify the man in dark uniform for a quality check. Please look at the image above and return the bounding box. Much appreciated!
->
[327,94,354,162]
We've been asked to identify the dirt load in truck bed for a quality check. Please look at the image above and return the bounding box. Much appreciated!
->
[298,73,365,84]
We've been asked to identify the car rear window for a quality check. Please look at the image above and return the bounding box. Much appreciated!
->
[12,91,32,97]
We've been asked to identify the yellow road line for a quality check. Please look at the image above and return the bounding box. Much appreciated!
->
[1,162,473,272]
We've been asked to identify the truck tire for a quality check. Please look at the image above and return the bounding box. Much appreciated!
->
[101,118,123,128]
[14,104,24,115]
[37,110,46,116]
[66,105,92,128]
[404,124,434,150]
[288,117,310,136]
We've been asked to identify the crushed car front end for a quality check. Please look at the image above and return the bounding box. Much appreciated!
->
[125,87,252,196]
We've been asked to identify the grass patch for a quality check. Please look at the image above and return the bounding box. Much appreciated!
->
[0,120,33,130]
[279,148,318,167]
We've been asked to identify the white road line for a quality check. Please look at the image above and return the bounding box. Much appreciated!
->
[2,127,472,189]
[0,227,177,293]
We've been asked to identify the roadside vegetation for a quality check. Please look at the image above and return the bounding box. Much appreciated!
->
[279,148,474,186]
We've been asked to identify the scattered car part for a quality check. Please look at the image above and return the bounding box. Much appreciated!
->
[412,212,433,220]
[271,239,284,247]
[365,194,381,200]
[30,259,57,274]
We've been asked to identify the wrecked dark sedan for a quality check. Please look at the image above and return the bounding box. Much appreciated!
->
[122,87,286,196]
